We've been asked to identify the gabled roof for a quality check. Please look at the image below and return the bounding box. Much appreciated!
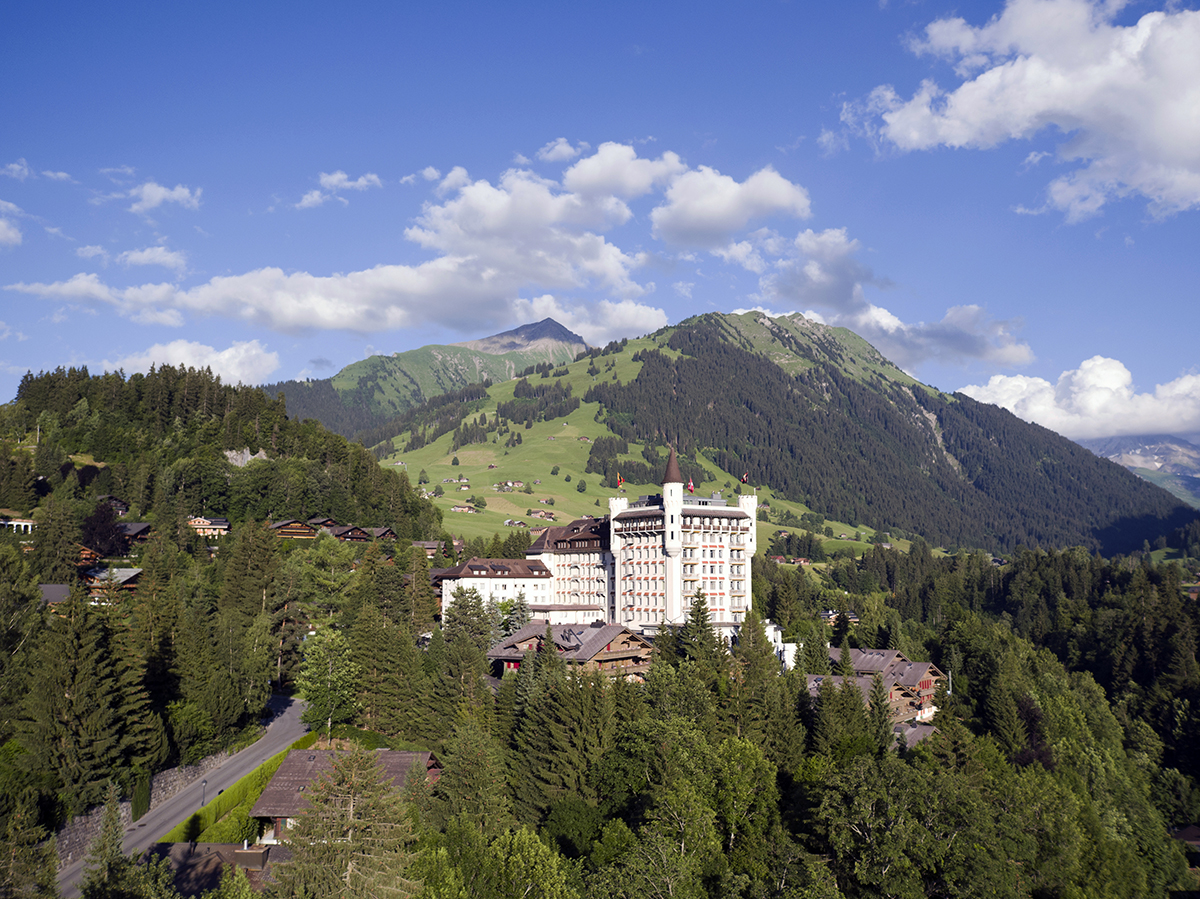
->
[437,557,552,580]
[526,517,609,554]
[826,647,945,691]
[119,522,151,538]
[250,750,439,818]
[488,619,652,664]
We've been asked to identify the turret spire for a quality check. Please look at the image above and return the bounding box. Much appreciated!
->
[662,446,684,485]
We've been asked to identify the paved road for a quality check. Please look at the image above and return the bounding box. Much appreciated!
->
[58,695,308,898]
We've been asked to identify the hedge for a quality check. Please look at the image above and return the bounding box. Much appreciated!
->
[160,731,319,842]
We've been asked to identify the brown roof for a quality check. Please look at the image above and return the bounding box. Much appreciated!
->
[526,517,609,555]
[250,750,439,819]
[434,557,552,582]
[488,619,652,664]
[662,446,684,485]
[827,648,945,692]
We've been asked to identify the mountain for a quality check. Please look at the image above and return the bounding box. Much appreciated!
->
[1076,434,1200,508]
[369,311,1196,555]
[261,319,587,434]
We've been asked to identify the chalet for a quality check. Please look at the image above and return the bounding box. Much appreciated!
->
[307,516,339,530]
[270,519,318,539]
[84,566,142,599]
[819,609,861,626]
[370,526,397,541]
[412,539,464,560]
[805,673,924,724]
[39,584,71,607]
[250,749,440,845]
[329,525,371,543]
[188,516,230,537]
[449,505,477,514]
[504,519,528,528]
[824,647,945,721]
[487,464,497,469]
[119,522,152,545]
[96,495,129,517]
[77,544,102,567]
[893,721,939,750]
[487,620,653,679]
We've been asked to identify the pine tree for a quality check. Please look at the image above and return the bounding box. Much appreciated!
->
[20,592,123,813]
[868,674,893,755]
[273,746,418,899]
[0,791,58,899]
[80,782,180,899]
[406,552,438,633]
[435,718,515,837]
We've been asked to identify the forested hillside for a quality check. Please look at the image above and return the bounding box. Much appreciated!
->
[583,316,1193,554]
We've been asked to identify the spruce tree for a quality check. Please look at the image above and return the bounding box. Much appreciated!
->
[0,791,58,899]
[435,719,515,837]
[273,746,418,899]
[868,674,893,755]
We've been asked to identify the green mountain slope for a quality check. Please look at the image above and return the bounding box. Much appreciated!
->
[371,311,1195,555]
[262,319,586,435]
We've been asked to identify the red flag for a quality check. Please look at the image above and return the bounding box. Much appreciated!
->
[686,477,694,494]
[740,471,749,483]
[617,472,624,487]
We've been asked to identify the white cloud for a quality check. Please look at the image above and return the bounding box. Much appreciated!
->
[536,138,590,162]
[436,166,472,196]
[510,295,668,346]
[0,219,21,246]
[673,281,694,299]
[128,181,201,214]
[2,159,32,181]
[961,356,1200,439]
[76,245,109,261]
[296,189,330,209]
[853,0,1200,220]
[817,128,848,156]
[118,246,187,272]
[101,165,135,181]
[760,227,1033,368]
[0,200,21,216]
[422,166,442,181]
[104,339,280,385]
[563,142,686,198]
[651,165,811,247]
[42,170,73,181]
[6,272,184,326]
[318,170,382,191]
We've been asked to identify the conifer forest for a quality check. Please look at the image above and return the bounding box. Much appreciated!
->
[1,365,1199,899]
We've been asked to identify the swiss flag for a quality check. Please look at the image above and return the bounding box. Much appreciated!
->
[686,477,694,494]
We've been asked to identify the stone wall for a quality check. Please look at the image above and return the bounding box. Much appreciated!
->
[55,749,234,870]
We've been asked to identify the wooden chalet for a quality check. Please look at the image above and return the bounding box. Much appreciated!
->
[329,525,371,543]
[83,566,142,599]
[307,516,339,530]
[77,544,102,567]
[805,673,925,725]
[250,749,440,844]
[119,522,152,545]
[96,495,129,517]
[188,516,230,537]
[823,647,945,721]
[369,526,397,540]
[270,519,317,539]
[488,619,653,680]
[412,539,465,559]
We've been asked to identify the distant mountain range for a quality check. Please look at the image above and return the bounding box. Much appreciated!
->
[261,318,587,434]
[1076,434,1200,508]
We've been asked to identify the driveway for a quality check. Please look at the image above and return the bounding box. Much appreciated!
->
[57,695,308,898]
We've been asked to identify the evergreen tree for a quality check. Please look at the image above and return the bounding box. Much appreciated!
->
[20,592,123,813]
[867,674,892,755]
[297,629,361,741]
[435,718,514,837]
[273,746,417,899]
[80,782,180,899]
[0,791,58,899]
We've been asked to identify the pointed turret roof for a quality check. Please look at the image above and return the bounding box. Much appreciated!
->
[662,446,684,485]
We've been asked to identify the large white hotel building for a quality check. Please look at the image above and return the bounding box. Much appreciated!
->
[435,448,758,636]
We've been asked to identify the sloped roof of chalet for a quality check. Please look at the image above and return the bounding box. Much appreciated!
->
[436,558,552,581]
[805,674,878,705]
[526,517,609,554]
[893,722,938,750]
[308,516,338,526]
[119,522,151,537]
[827,648,945,689]
[329,525,370,538]
[250,750,439,818]
[84,567,142,585]
[662,446,684,485]
[270,519,313,531]
[370,527,397,539]
[39,584,71,605]
[488,619,651,663]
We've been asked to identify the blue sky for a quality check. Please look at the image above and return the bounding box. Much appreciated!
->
[2,0,1198,439]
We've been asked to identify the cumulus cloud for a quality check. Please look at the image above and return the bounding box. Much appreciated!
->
[760,227,1032,369]
[850,0,1200,220]
[104,339,280,384]
[118,246,187,272]
[296,189,330,209]
[128,181,201,214]
[536,138,590,162]
[319,170,382,192]
[563,143,686,198]
[422,166,441,181]
[651,165,811,247]
[0,219,21,246]
[7,272,184,326]
[2,159,32,181]
[961,356,1200,439]
[673,281,694,299]
[76,245,109,261]
[42,170,73,181]
[436,166,471,196]
[510,295,668,346]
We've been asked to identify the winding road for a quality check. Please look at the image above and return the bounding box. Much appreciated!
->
[57,695,308,898]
